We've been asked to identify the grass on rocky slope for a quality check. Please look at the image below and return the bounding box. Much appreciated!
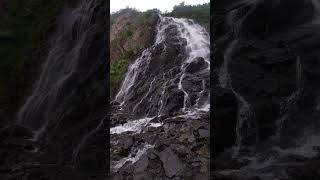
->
[0,0,67,119]
[110,8,159,98]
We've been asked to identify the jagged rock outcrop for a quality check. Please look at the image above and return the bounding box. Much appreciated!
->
[213,0,320,179]
[110,103,210,180]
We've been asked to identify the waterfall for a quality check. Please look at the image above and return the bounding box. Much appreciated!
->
[111,15,210,172]
[16,0,107,141]
[115,49,152,104]
[2,0,108,176]
[115,15,210,115]
[220,39,256,154]
[174,17,210,112]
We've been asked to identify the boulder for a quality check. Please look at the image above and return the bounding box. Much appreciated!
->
[159,148,185,178]
[120,136,133,149]
[198,128,210,138]
[134,154,149,173]
[185,57,208,74]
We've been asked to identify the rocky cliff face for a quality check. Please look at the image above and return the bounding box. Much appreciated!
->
[213,0,320,179]
[0,0,108,179]
[110,16,210,179]
[110,9,159,97]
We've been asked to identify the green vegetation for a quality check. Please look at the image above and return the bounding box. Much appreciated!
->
[110,50,135,97]
[138,9,160,26]
[112,148,130,157]
[110,8,159,98]
[163,2,210,31]
[112,25,133,44]
[0,0,68,119]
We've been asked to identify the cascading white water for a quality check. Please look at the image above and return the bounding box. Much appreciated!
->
[111,15,210,171]
[115,15,210,113]
[220,39,256,154]
[132,77,156,113]
[115,50,152,104]
[174,17,210,112]
[16,1,91,139]
[111,144,155,172]
[110,117,155,134]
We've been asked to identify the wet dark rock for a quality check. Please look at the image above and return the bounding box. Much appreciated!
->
[213,0,320,179]
[163,116,186,123]
[192,173,210,180]
[163,89,185,114]
[133,172,151,180]
[146,149,158,160]
[242,0,314,37]
[185,57,208,74]
[134,155,149,173]
[159,147,185,178]
[255,99,280,140]
[213,87,238,155]
[0,124,34,139]
[121,137,133,149]
[111,101,121,106]
[111,111,210,179]
[198,128,210,138]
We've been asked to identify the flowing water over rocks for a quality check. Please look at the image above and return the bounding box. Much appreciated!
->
[0,0,108,179]
[111,16,210,179]
[213,0,320,179]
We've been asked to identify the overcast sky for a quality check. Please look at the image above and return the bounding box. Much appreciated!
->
[110,0,210,14]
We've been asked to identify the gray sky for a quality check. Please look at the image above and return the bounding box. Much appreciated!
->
[110,0,210,14]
